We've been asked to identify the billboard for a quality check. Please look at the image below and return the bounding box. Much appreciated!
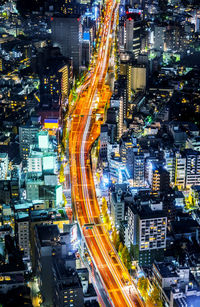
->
[44,118,59,129]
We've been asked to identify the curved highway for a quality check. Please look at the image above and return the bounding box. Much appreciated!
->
[68,1,144,306]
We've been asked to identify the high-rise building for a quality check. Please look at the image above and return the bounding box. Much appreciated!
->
[149,164,170,193]
[133,152,145,187]
[51,16,82,72]
[119,135,134,177]
[126,18,134,53]
[40,62,69,106]
[34,224,66,306]
[174,152,186,189]
[125,13,141,59]
[100,124,109,162]
[110,186,125,228]
[19,121,40,166]
[128,200,167,266]
[15,212,30,262]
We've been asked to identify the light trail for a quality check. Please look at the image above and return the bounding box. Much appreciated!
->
[68,0,144,306]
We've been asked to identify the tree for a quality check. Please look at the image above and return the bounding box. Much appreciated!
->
[146,295,155,307]
[12,126,18,134]
[104,212,109,224]
[101,197,108,216]
[118,242,124,254]
[63,193,67,207]
[59,164,65,183]
[121,246,132,270]
[149,286,162,306]
[137,277,149,299]
[112,228,120,250]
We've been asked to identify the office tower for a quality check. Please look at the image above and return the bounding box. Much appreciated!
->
[19,121,40,166]
[125,13,141,59]
[154,26,165,51]
[51,17,82,73]
[128,201,167,266]
[125,18,134,53]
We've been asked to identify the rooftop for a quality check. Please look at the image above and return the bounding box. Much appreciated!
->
[36,224,60,246]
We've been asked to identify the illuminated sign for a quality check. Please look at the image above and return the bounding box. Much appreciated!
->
[44,118,59,129]
[83,32,90,41]
[127,9,142,15]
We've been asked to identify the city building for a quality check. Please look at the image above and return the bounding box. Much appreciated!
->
[149,164,170,193]
[125,13,141,59]
[15,212,30,262]
[152,261,200,307]
[51,16,82,72]
[154,26,165,52]
[19,120,40,166]
[34,224,66,306]
[110,184,126,228]
[133,152,145,187]
[128,198,167,266]
[53,258,84,307]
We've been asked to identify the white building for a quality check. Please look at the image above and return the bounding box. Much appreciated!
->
[28,150,43,173]
[0,153,8,180]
